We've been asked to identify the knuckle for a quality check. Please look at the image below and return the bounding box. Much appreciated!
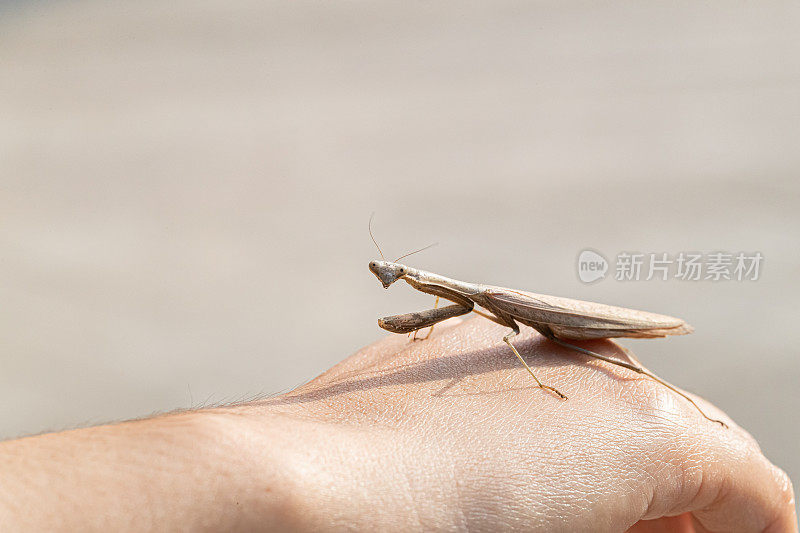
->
[770,465,795,507]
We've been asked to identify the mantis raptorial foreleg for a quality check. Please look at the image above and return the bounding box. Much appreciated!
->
[416,296,440,340]
[378,302,472,334]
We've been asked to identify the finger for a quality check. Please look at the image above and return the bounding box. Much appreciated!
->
[618,379,796,532]
[689,456,797,533]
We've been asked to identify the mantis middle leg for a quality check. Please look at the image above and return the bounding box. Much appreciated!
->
[499,321,567,399]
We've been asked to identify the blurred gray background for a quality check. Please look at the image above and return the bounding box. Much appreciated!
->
[1,0,798,503]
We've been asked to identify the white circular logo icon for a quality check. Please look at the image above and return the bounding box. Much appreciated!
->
[577,249,608,283]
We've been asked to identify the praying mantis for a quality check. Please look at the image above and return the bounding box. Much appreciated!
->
[368,219,727,428]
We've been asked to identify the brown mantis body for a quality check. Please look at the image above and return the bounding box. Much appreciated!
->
[368,259,727,428]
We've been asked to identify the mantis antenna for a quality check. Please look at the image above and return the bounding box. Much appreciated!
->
[369,213,438,263]
[394,242,438,262]
[368,212,385,260]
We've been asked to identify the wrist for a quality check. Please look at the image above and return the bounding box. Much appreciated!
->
[225,397,474,532]
[218,403,425,531]
[182,408,306,530]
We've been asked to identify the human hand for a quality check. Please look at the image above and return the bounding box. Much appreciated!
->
[247,317,796,532]
[1,317,794,532]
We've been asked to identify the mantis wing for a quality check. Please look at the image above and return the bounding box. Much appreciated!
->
[483,287,692,340]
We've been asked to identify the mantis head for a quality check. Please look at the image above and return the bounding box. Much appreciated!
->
[369,260,409,288]
[367,214,435,288]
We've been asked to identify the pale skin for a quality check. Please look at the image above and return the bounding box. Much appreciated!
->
[0,318,795,531]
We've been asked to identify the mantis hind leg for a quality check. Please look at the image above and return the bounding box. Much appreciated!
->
[503,327,567,399]
[539,331,727,428]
